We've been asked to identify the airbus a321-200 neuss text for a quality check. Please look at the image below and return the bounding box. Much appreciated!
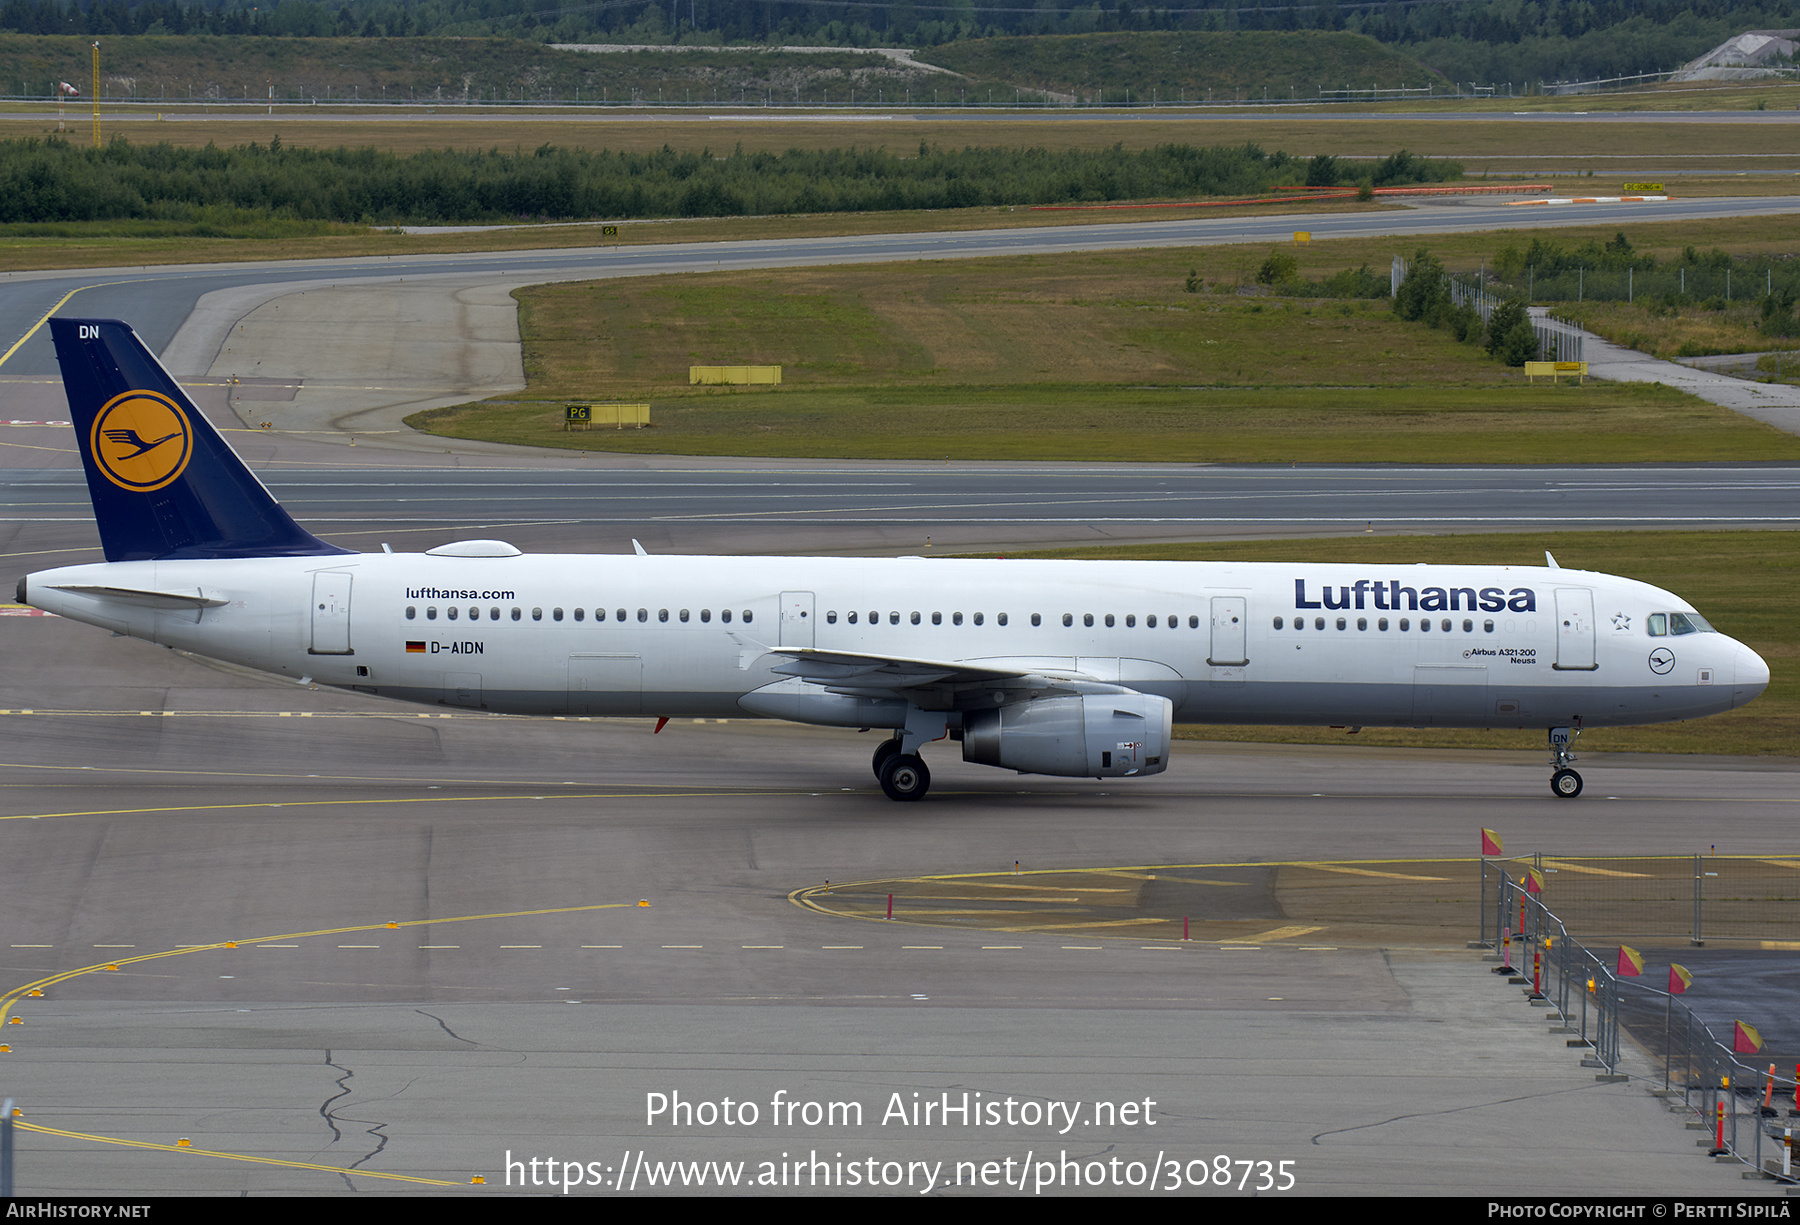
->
[18,319,1771,800]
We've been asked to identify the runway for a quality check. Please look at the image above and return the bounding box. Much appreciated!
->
[4,462,1796,564]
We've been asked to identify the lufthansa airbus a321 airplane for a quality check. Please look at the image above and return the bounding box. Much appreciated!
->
[17,319,1771,801]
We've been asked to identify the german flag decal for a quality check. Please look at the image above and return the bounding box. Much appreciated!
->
[405,641,427,653]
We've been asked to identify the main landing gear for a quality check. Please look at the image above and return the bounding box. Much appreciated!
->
[1548,725,1582,799]
[872,737,931,802]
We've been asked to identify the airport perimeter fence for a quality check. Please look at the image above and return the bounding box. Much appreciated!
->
[1481,859,1800,1182]
[1527,261,1800,310]
[6,78,1558,110]
[1389,257,1583,363]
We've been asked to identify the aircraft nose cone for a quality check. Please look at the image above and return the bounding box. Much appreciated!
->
[1735,645,1770,705]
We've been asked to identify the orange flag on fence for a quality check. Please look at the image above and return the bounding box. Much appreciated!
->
[1481,828,1503,856]
[1735,1021,1764,1054]
[1668,964,1692,995]
[1526,869,1545,894]
[1616,946,1644,977]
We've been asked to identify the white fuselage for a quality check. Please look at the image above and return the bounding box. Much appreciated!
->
[24,552,1768,733]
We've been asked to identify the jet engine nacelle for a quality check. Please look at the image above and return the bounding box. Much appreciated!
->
[962,692,1172,778]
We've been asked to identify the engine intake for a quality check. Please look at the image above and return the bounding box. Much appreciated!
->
[962,693,1172,778]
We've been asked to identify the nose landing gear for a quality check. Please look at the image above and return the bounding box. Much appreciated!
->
[1548,726,1582,798]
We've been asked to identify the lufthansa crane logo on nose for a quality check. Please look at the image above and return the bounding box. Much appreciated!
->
[1648,647,1675,675]
[90,390,192,492]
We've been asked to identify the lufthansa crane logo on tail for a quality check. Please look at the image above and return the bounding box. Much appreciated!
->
[90,390,192,492]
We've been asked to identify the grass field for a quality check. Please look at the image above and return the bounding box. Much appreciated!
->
[989,530,1797,758]
[5,111,1796,166]
[1558,301,1785,363]
[406,237,1800,463]
[921,30,1440,102]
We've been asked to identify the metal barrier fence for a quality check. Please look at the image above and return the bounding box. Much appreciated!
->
[1390,257,1584,364]
[1482,859,1800,1181]
[1484,861,1624,1072]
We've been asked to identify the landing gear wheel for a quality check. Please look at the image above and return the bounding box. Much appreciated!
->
[879,753,931,802]
[1551,768,1584,799]
[871,737,902,780]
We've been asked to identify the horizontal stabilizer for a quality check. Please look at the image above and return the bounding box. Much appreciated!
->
[46,584,229,608]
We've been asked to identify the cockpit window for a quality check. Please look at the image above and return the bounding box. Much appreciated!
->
[1650,611,1714,637]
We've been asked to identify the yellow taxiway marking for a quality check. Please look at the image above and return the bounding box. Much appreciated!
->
[0,281,137,371]
[1,899,639,1184]
[1289,863,1448,882]
[992,918,1168,932]
[869,894,1085,904]
[0,439,79,455]
[1236,925,1326,942]
[12,1121,464,1187]
[0,901,629,1025]
[916,881,1130,893]
[0,789,808,822]
[1755,859,1800,871]
[1540,860,1650,878]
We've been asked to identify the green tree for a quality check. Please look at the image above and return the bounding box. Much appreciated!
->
[1256,249,1298,285]
[1393,248,1448,323]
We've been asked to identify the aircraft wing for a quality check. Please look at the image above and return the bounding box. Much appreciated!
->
[764,647,1112,710]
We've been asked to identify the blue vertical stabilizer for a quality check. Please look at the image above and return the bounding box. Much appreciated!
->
[51,317,352,562]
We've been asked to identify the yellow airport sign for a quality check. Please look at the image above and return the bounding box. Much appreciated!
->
[565,402,650,429]
[691,365,783,386]
[1525,361,1588,384]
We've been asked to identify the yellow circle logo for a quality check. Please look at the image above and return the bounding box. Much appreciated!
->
[90,391,192,492]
